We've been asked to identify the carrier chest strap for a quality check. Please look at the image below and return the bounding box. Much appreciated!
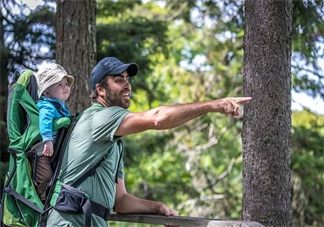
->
[49,101,65,116]
[37,98,66,116]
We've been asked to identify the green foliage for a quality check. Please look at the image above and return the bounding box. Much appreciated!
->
[291,0,324,99]
[292,1,323,60]
[96,0,142,17]
[291,111,324,226]
[96,1,171,106]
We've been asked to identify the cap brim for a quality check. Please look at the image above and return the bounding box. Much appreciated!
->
[110,63,138,77]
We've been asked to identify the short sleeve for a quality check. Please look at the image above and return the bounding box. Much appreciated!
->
[91,106,130,142]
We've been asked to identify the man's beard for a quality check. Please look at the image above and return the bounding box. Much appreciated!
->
[104,87,131,109]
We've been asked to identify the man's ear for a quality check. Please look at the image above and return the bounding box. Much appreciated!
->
[96,84,106,96]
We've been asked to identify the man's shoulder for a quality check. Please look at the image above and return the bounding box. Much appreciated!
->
[80,105,130,130]
[86,104,130,114]
[79,105,129,124]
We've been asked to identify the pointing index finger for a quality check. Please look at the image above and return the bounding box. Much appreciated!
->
[233,97,252,103]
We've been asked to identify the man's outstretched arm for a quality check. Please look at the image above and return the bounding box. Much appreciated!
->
[116,97,252,136]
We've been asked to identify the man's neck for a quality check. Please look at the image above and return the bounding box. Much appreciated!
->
[96,96,109,107]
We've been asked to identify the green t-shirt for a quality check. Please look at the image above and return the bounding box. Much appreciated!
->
[47,103,130,227]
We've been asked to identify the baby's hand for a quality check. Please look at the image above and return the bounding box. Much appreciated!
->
[43,141,54,157]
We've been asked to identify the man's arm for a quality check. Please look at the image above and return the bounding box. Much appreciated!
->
[113,178,178,216]
[116,97,252,136]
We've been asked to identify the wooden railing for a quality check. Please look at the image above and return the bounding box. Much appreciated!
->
[108,213,265,227]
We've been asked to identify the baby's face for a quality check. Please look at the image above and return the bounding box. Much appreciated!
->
[45,77,71,102]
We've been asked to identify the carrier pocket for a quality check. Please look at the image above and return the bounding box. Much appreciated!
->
[52,182,110,226]
[54,183,89,213]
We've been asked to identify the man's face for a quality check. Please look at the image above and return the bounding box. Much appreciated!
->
[103,71,132,109]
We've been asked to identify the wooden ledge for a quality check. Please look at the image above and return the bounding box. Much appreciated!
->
[108,213,265,227]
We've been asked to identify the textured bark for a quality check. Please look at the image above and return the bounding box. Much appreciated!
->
[0,4,9,160]
[242,0,292,226]
[56,0,96,114]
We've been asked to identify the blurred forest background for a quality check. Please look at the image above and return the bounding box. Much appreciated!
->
[0,0,323,226]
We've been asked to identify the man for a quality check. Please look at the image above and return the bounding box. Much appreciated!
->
[46,57,252,226]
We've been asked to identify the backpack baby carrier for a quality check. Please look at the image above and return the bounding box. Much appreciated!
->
[0,70,75,227]
[0,70,110,227]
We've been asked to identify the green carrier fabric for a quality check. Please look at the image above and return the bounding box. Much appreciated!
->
[0,70,71,227]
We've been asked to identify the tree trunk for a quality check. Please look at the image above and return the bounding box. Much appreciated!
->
[242,0,292,226]
[0,3,9,161]
[55,0,96,114]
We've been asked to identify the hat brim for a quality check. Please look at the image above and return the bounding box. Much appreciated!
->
[109,63,138,77]
[65,75,74,86]
[38,74,74,98]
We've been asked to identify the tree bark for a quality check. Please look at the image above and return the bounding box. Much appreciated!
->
[242,0,292,226]
[56,0,96,114]
[0,3,9,161]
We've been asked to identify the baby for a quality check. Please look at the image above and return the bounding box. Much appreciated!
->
[35,63,74,202]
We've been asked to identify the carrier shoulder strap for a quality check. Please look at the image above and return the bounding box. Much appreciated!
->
[37,98,66,116]
[71,159,104,188]
[72,139,123,188]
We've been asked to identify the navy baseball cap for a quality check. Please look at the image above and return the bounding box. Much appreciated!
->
[91,57,138,89]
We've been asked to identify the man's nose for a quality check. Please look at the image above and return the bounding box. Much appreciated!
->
[124,80,131,88]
